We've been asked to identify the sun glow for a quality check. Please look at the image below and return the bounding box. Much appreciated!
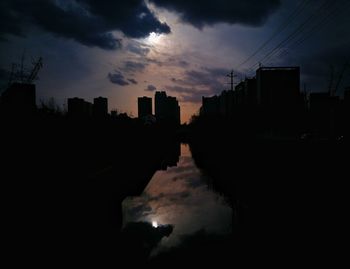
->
[152,221,158,228]
[147,32,162,44]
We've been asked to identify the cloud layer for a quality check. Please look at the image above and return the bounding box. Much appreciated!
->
[0,0,170,49]
[150,0,281,28]
[108,71,129,86]
[166,67,233,103]
[1,0,282,49]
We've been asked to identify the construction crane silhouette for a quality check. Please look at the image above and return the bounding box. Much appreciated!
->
[26,57,43,84]
[8,53,43,86]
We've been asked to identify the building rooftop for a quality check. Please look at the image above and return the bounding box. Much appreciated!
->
[257,66,300,71]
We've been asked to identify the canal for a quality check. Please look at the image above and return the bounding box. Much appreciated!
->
[122,143,233,258]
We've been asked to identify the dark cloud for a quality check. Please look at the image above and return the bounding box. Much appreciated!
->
[149,193,165,202]
[165,85,206,103]
[0,2,23,41]
[107,71,129,86]
[145,84,157,91]
[146,58,163,67]
[127,43,151,56]
[129,204,152,219]
[122,60,148,73]
[82,0,171,39]
[148,191,190,203]
[178,60,190,67]
[150,0,281,29]
[185,177,204,189]
[167,57,190,68]
[128,78,138,84]
[165,67,231,103]
[183,69,226,90]
[169,191,191,202]
[170,170,205,188]
[145,57,190,68]
[180,191,190,198]
[0,0,170,49]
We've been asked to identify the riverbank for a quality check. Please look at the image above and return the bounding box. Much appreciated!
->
[1,117,180,266]
[188,130,349,266]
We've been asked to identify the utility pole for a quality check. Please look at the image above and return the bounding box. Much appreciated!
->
[328,65,334,96]
[227,70,237,91]
[303,83,308,108]
[20,51,25,83]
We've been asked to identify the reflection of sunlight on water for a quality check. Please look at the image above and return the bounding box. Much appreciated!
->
[180,143,191,157]
[122,143,232,253]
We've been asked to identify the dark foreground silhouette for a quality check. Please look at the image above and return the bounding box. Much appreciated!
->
[2,113,350,267]
[1,113,180,267]
[1,94,350,267]
[188,119,350,267]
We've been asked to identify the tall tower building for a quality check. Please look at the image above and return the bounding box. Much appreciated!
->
[138,96,152,118]
[93,97,108,117]
[154,91,180,125]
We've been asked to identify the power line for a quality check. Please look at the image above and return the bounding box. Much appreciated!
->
[248,0,335,71]
[235,0,312,69]
[272,0,350,62]
[250,0,335,69]
[290,0,350,50]
[266,1,339,65]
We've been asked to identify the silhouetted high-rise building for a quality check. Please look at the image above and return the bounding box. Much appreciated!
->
[155,91,180,125]
[219,90,235,117]
[309,92,339,135]
[235,78,257,106]
[138,96,152,119]
[200,95,219,116]
[200,91,235,118]
[344,88,350,104]
[93,97,108,118]
[0,83,36,116]
[155,91,167,120]
[67,97,92,118]
[256,67,300,108]
[111,109,118,119]
[167,96,181,125]
[309,92,332,111]
[256,67,301,134]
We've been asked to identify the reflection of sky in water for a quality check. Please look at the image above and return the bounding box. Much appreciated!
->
[122,144,232,249]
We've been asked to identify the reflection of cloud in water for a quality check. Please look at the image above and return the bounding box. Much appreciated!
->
[122,144,232,251]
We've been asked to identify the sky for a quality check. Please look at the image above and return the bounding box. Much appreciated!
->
[0,0,349,123]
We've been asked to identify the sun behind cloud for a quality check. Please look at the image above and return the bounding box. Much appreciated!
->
[147,32,163,44]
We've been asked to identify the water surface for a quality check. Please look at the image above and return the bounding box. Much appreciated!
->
[122,144,232,251]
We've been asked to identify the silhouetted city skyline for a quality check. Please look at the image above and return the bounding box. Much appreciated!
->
[1,63,349,136]
[1,1,349,123]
